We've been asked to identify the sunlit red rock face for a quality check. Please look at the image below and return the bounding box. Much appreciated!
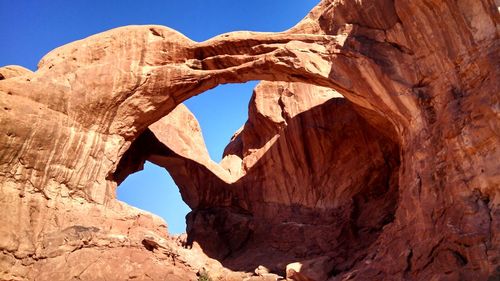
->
[0,0,499,280]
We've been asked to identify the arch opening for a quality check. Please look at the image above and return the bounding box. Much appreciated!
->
[184,81,259,163]
[115,81,260,235]
[117,161,190,235]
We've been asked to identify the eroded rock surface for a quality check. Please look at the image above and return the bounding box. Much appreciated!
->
[141,82,400,277]
[1,0,499,280]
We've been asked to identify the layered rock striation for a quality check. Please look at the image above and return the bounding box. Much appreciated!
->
[0,0,499,280]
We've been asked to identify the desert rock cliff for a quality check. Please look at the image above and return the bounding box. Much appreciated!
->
[0,0,499,280]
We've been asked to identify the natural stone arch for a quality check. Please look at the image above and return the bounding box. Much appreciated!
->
[0,0,427,204]
[6,21,411,202]
[0,27,348,200]
[0,0,498,280]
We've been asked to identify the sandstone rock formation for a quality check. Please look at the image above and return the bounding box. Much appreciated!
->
[140,81,400,276]
[1,0,499,280]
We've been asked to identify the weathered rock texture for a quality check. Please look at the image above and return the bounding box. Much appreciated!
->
[140,82,400,277]
[0,0,499,280]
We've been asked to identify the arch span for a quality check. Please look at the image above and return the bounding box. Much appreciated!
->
[0,0,498,280]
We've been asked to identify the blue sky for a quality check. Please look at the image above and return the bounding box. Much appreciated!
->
[0,0,319,234]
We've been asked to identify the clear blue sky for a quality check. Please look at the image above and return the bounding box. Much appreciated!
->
[0,0,319,234]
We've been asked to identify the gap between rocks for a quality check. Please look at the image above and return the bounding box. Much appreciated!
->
[116,81,259,234]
